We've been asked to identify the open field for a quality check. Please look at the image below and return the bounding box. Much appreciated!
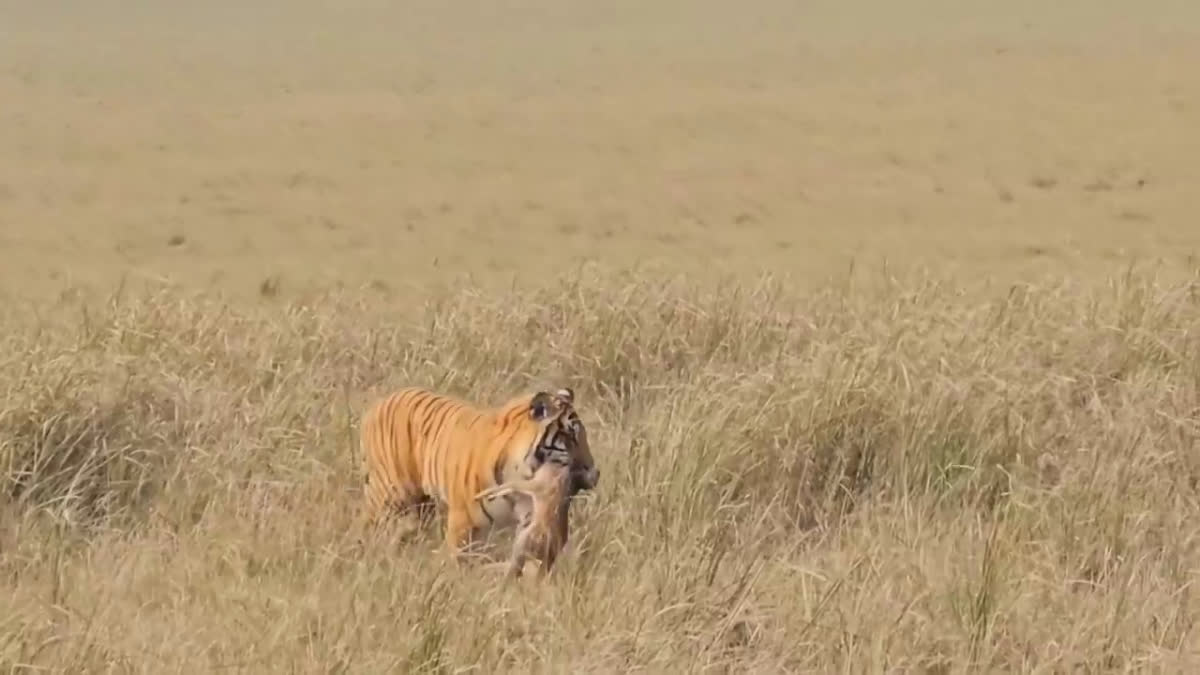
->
[2,1,1200,302]
[4,272,1200,671]
[3,1,1200,672]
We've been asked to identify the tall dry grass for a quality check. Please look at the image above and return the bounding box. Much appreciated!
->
[2,268,1199,672]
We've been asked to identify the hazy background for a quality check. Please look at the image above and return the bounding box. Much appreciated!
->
[3,0,1197,302]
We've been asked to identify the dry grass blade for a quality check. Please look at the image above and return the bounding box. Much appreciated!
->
[1,269,1199,671]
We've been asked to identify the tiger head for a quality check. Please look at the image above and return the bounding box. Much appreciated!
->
[508,387,599,495]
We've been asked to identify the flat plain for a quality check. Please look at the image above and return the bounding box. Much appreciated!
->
[2,1,1199,672]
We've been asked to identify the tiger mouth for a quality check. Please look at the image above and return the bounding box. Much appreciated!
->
[569,467,598,494]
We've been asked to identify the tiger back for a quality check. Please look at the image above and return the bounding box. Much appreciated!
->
[358,385,598,558]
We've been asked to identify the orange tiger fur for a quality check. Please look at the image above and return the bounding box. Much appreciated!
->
[358,386,597,558]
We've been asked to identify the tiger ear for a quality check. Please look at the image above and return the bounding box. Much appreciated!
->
[529,391,556,421]
[555,387,574,404]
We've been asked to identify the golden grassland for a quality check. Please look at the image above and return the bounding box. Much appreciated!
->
[2,270,1199,671]
[3,1,1200,672]
[2,1,1199,302]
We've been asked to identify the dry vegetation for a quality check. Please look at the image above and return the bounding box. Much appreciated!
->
[2,268,1199,672]
[4,0,1200,672]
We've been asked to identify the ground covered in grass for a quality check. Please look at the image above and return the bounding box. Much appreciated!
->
[2,269,1198,672]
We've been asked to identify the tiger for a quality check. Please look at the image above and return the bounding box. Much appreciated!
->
[357,385,598,560]
[473,444,573,579]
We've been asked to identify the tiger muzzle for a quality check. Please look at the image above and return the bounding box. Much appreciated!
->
[571,466,600,494]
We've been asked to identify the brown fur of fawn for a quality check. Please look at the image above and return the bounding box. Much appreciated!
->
[474,453,572,579]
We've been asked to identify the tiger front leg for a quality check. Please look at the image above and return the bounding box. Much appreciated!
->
[443,508,478,564]
[357,487,433,554]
